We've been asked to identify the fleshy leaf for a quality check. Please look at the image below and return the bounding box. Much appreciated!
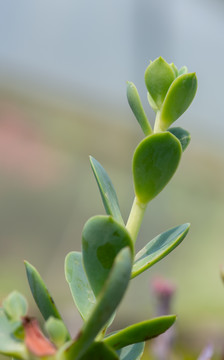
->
[3,291,28,321]
[105,315,176,350]
[132,223,190,278]
[82,215,133,296]
[90,156,124,225]
[65,251,96,320]
[159,72,197,130]
[170,63,178,78]
[127,81,152,136]
[145,57,175,110]
[80,342,119,360]
[45,317,68,348]
[168,127,191,151]
[133,132,182,204]
[147,91,159,112]
[178,66,188,76]
[65,252,115,332]
[24,261,70,340]
[117,342,145,360]
[63,247,132,360]
[0,309,27,359]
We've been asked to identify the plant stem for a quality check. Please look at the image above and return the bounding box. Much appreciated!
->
[126,197,147,244]
[154,111,163,133]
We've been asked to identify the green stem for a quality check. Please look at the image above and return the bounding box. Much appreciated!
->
[126,197,147,244]
[154,111,163,133]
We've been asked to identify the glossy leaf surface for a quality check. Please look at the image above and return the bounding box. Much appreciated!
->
[117,342,145,360]
[0,309,27,359]
[132,223,190,278]
[24,261,70,340]
[133,132,182,204]
[90,156,124,225]
[82,215,133,296]
[65,251,96,321]
[168,127,191,151]
[80,342,119,360]
[105,315,176,350]
[145,57,175,110]
[160,72,197,130]
[64,247,132,360]
[127,81,152,136]
[3,291,28,321]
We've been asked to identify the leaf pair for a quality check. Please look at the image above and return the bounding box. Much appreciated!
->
[127,57,197,135]
[145,57,197,131]
[65,214,178,359]
[65,250,147,360]
[64,217,187,360]
[64,247,133,360]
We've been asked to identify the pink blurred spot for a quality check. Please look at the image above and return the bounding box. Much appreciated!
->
[0,104,67,188]
[151,276,176,298]
[23,317,56,356]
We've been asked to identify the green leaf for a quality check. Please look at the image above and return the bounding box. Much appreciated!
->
[64,247,132,360]
[0,309,27,359]
[45,317,68,348]
[127,81,152,136]
[133,132,182,204]
[160,72,197,130]
[80,342,119,360]
[105,315,176,350]
[132,223,190,278]
[24,261,70,340]
[90,156,124,225]
[178,66,188,76]
[168,127,191,151]
[145,57,175,110]
[3,291,28,321]
[25,261,60,321]
[147,91,159,112]
[65,251,96,320]
[170,63,178,78]
[117,342,145,360]
[65,252,115,332]
[82,215,133,297]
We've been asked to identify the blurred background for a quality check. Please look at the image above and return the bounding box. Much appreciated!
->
[0,0,224,358]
